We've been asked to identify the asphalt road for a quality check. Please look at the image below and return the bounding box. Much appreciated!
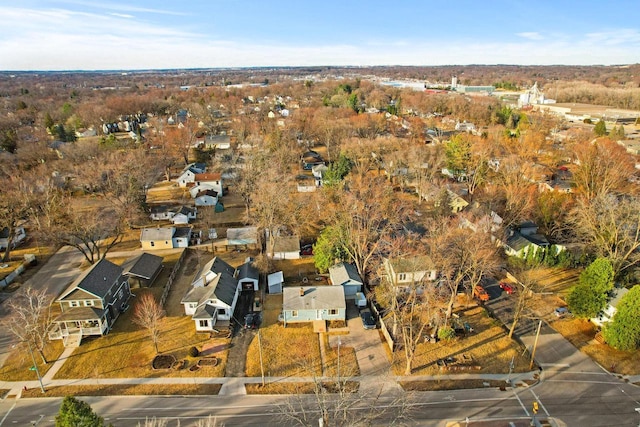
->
[0,247,85,368]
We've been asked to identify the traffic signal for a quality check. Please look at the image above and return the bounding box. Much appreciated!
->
[532,401,539,414]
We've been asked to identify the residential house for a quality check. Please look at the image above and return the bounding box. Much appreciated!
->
[237,257,259,291]
[311,164,328,186]
[121,253,164,288]
[592,288,629,328]
[201,135,231,150]
[194,189,218,207]
[189,184,217,199]
[433,189,469,213]
[301,151,325,170]
[49,258,131,347]
[150,205,176,221]
[140,226,192,250]
[504,221,550,258]
[384,256,437,290]
[0,226,26,251]
[268,271,284,294]
[296,175,317,192]
[329,263,363,297]
[181,257,241,332]
[194,173,223,196]
[171,206,197,224]
[176,163,206,187]
[282,286,346,326]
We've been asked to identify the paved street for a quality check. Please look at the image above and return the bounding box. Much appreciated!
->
[2,254,640,426]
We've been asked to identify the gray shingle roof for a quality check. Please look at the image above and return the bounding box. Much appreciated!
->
[283,286,346,311]
[238,260,259,281]
[122,253,163,280]
[329,263,362,287]
[59,258,123,300]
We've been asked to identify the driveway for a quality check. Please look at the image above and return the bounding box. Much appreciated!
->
[225,290,257,377]
[328,301,396,393]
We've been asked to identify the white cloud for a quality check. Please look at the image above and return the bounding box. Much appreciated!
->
[0,6,637,70]
[516,32,544,41]
[109,13,134,19]
[56,0,188,16]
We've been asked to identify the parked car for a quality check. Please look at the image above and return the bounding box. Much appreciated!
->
[360,310,376,330]
[244,313,259,329]
[499,282,515,295]
[554,307,569,318]
[473,285,490,302]
[300,244,314,256]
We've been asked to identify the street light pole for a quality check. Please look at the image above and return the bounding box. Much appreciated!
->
[337,337,341,396]
[26,340,45,393]
[530,320,542,370]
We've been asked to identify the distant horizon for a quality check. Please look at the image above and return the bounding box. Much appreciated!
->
[2,1,638,71]
[2,63,639,74]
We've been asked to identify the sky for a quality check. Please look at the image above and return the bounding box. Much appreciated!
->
[0,0,639,71]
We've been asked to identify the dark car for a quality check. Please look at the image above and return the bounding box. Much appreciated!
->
[243,313,259,329]
[360,310,376,330]
[300,244,314,256]
[499,282,515,295]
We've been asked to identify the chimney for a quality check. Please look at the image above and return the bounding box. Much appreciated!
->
[299,287,304,297]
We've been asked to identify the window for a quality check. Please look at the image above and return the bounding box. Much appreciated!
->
[291,310,298,317]
[398,273,407,281]
[329,309,338,315]
[118,289,124,299]
[83,300,93,307]
[189,303,197,309]
[218,309,226,315]
[69,301,79,307]
[150,241,155,247]
[199,320,209,328]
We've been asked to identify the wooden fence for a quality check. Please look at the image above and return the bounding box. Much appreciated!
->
[160,249,186,307]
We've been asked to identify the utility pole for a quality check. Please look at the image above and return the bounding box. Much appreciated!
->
[530,320,542,370]
[26,341,45,393]
[337,336,341,396]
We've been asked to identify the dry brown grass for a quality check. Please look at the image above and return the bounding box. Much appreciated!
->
[246,294,322,377]
[400,379,510,391]
[0,340,65,381]
[21,383,221,398]
[391,306,531,375]
[321,334,360,378]
[552,318,640,375]
[272,258,319,286]
[53,314,228,379]
[246,380,359,395]
[526,267,581,296]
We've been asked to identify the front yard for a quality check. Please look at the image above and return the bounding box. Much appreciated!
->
[390,306,532,376]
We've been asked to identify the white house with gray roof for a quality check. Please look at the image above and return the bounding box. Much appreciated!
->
[181,257,242,332]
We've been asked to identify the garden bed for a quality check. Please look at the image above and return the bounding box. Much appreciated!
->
[152,354,176,370]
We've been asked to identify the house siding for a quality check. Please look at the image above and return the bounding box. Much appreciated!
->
[141,240,173,250]
[283,308,345,323]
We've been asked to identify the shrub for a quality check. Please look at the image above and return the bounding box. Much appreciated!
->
[188,346,199,358]
[437,326,456,342]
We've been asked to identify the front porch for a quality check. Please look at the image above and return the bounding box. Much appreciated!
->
[49,307,109,346]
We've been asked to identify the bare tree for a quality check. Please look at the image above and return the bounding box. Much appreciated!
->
[507,268,541,339]
[572,193,640,277]
[571,139,635,201]
[47,206,125,265]
[0,172,32,262]
[133,293,166,354]
[3,286,54,364]
[277,360,411,427]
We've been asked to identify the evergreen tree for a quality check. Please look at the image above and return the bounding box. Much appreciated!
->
[594,119,607,136]
[603,285,640,351]
[567,258,614,318]
[55,396,105,427]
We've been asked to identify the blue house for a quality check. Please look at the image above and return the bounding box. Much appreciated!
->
[282,286,346,326]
